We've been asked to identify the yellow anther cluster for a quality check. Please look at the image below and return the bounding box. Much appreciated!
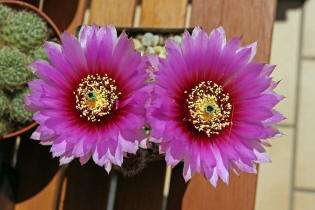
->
[186,81,232,137]
[74,74,121,122]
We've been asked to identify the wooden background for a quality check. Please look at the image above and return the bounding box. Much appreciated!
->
[0,0,277,209]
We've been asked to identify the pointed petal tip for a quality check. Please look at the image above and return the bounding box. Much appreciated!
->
[79,156,90,165]
[44,40,61,50]
[59,156,74,165]
[215,26,226,35]
[192,26,203,37]
[30,131,41,140]
[209,176,218,187]
[105,161,112,173]
[61,31,76,42]
[40,141,53,145]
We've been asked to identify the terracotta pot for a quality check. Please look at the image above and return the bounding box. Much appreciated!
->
[1,0,61,139]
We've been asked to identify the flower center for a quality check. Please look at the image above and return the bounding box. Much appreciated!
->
[86,91,97,101]
[74,74,121,122]
[204,104,215,115]
[186,81,232,137]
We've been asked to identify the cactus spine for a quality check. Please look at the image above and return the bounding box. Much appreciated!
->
[9,89,33,125]
[1,9,48,52]
[28,46,48,62]
[0,3,54,136]
[0,4,11,28]
[0,89,9,117]
[0,47,33,92]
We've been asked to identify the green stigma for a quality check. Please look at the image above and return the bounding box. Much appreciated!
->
[204,104,215,115]
[86,91,96,101]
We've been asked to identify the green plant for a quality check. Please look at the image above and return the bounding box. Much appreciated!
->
[0,4,11,27]
[28,46,48,62]
[0,4,56,135]
[9,89,33,125]
[0,89,9,117]
[1,9,48,52]
[0,47,33,92]
[27,47,48,80]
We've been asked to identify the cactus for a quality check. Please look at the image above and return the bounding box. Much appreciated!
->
[0,4,11,27]
[9,89,33,125]
[0,5,53,133]
[0,47,33,92]
[1,9,48,52]
[0,89,9,117]
[27,46,47,80]
[28,46,48,63]
[0,4,11,47]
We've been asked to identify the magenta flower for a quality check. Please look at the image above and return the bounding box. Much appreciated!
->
[148,27,284,186]
[25,25,149,172]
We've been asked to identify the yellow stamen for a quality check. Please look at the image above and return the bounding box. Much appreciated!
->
[74,74,121,122]
[186,81,232,137]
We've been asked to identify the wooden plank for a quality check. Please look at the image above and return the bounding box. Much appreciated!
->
[0,138,15,210]
[183,173,258,210]
[114,161,166,210]
[89,0,137,26]
[42,0,88,34]
[140,0,188,27]
[183,0,277,209]
[65,0,88,34]
[190,0,277,63]
[14,138,61,210]
[62,160,111,210]
[166,163,187,210]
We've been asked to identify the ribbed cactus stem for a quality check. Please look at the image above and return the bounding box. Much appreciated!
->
[9,89,33,125]
[0,4,11,27]
[0,89,9,117]
[1,9,48,52]
[28,46,48,63]
[0,47,33,92]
